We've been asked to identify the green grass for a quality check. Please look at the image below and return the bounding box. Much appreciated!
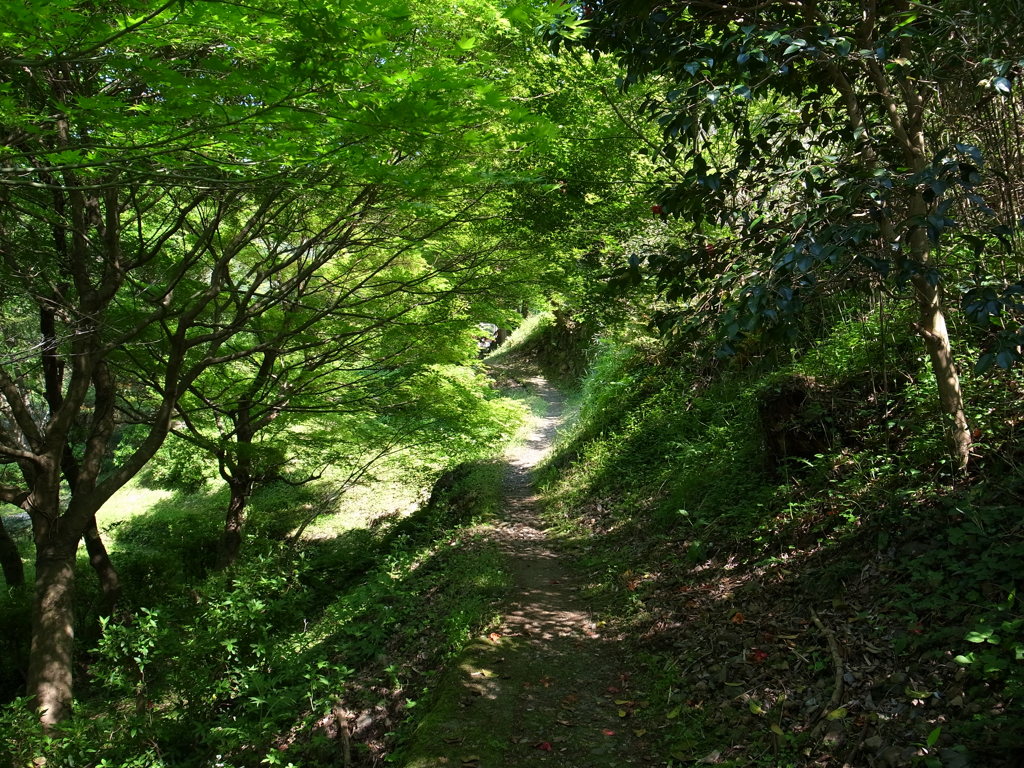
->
[2,455,517,768]
[1,359,532,767]
[533,308,1024,766]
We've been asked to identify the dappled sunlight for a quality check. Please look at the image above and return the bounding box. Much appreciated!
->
[402,374,653,767]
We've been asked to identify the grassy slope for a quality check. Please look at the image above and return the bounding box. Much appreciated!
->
[536,312,1023,768]
[1,367,533,767]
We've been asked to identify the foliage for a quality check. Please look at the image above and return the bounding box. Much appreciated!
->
[137,433,218,493]
[546,0,1024,468]
[0,0,598,720]
[1,457,509,768]
[539,312,1023,764]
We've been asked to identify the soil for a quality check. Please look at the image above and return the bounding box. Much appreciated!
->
[401,374,651,767]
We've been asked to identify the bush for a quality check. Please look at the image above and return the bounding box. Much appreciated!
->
[137,433,218,493]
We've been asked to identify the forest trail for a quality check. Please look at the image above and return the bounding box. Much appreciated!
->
[402,373,650,767]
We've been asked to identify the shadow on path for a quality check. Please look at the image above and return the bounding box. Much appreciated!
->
[402,376,650,767]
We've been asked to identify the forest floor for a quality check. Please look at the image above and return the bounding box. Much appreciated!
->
[388,351,1022,768]
[400,367,653,767]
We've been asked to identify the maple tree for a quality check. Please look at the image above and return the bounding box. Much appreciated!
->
[0,0,559,723]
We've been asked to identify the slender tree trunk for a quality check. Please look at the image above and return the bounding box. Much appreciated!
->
[217,478,252,570]
[848,47,974,470]
[904,121,973,469]
[83,515,120,614]
[912,276,973,469]
[27,537,78,727]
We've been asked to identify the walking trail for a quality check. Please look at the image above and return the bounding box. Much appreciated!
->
[402,374,649,767]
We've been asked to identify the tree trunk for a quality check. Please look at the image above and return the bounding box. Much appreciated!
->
[912,275,973,470]
[854,54,974,471]
[83,515,120,614]
[27,539,78,727]
[0,516,25,587]
[217,478,252,570]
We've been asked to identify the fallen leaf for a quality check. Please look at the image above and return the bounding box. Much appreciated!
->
[731,612,745,624]
[698,749,722,764]
[487,632,502,643]
[905,686,933,699]
[539,676,553,687]
[535,742,553,752]
[633,728,647,737]
[750,648,769,664]
[602,729,616,736]
[770,724,785,736]
[826,707,847,720]
[617,709,628,717]
[748,699,765,715]
[666,705,682,719]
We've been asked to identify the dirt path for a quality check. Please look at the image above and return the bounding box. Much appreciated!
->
[402,375,650,767]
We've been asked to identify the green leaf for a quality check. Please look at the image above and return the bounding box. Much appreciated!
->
[975,353,996,374]
[457,37,477,51]
[362,27,389,45]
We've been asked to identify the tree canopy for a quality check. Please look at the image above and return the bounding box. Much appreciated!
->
[548,0,1024,468]
[1,0,1021,760]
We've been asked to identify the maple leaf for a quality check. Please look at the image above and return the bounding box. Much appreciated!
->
[535,742,553,751]
[731,612,745,624]
[750,648,769,663]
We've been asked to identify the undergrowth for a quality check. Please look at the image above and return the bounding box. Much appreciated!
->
[1,460,510,768]
[0,360,527,767]
[538,305,1024,767]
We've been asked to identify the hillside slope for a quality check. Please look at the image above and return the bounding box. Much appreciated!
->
[530,313,1023,768]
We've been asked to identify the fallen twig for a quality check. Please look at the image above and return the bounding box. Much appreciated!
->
[810,608,845,737]
[333,699,352,768]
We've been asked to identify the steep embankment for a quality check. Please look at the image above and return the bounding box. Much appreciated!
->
[536,323,1024,768]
